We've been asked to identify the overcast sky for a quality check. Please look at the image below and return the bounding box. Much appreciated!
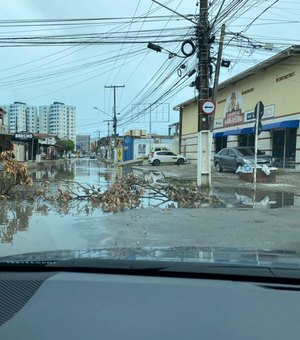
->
[0,0,299,140]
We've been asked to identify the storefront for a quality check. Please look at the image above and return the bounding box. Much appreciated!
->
[272,127,297,168]
[0,134,13,153]
[12,132,34,161]
[214,120,299,169]
[177,46,300,170]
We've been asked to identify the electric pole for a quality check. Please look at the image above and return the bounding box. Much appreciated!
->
[196,0,213,188]
[105,84,125,163]
[104,119,112,159]
[211,24,226,132]
[197,0,210,131]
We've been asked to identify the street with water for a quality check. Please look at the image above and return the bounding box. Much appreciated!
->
[1,158,300,257]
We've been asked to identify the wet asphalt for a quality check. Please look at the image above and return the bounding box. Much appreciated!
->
[2,160,300,256]
[132,163,300,195]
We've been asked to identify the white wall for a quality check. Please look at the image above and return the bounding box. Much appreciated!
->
[133,138,179,159]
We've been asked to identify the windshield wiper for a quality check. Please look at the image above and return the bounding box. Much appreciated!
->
[1,256,300,284]
[0,258,277,280]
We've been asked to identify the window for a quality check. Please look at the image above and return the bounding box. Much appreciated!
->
[219,149,228,155]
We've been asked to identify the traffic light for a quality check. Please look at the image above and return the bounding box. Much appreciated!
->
[199,114,209,130]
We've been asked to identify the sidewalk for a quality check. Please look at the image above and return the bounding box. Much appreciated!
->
[132,163,300,195]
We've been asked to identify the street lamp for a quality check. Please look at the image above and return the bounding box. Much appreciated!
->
[147,40,195,59]
[93,106,113,119]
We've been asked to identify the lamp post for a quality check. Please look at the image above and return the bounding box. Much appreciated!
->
[104,85,125,164]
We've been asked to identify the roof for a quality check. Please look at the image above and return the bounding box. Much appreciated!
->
[33,133,57,139]
[174,45,300,109]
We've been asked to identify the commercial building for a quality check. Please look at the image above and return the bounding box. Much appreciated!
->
[39,102,76,143]
[0,107,11,152]
[121,135,179,161]
[2,102,39,134]
[2,101,76,144]
[0,107,8,135]
[76,135,91,153]
[176,45,300,170]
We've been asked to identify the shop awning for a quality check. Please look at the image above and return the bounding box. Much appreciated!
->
[262,120,299,130]
[223,129,242,136]
[240,127,254,134]
[213,132,224,137]
[213,120,299,137]
[214,129,242,137]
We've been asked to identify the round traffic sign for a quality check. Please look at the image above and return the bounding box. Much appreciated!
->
[201,100,216,114]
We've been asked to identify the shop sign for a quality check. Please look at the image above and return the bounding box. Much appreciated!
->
[214,119,223,128]
[224,91,243,115]
[14,132,33,141]
[245,104,275,122]
[223,110,244,127]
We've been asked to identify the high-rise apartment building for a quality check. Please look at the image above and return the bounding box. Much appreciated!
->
[3,102,39,133]
[2,101,76,143]
[39,102,76,142]
[38,105,50,134]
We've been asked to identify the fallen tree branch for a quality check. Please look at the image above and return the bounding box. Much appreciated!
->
[43,173,220,212]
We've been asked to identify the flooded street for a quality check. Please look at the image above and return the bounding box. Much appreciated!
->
[1,159,300,257]
[0,159,116,255]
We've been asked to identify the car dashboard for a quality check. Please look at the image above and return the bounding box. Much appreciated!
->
[1,265,300,340]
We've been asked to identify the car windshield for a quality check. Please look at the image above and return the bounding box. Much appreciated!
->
[236,148,264,157]
[0,0,300,275]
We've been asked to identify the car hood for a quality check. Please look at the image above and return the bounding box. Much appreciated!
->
[1,246,300,269]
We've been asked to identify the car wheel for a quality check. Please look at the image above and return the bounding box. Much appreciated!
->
[152,159,160,166]
[177,158,184,165]
[215,162,223,172]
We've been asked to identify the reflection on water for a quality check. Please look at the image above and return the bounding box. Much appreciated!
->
[31,162,74,181]
[214,187,296,209]
[0,161,298,245]
[0,160,117,244]
[134,169,297,209]
[0,200,48,243]
[3,246,300,268]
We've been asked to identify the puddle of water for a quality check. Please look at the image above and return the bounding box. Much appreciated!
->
[1,163,298,248]
[134,169,298,210]
[213,187,296,209]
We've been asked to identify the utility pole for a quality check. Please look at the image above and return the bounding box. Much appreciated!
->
[105,84,125,163]
[96,130,101,155]
[197,0,210,132]
[211,24,226,132]
[149,105,152,153]
[196,0,212,187]
[104,119,112,159]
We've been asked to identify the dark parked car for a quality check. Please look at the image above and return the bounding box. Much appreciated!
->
[214,147,273,172]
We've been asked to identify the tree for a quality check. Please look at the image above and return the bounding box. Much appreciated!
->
[56,139,75,154]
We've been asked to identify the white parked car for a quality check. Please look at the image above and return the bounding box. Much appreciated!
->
[148,151,187,166]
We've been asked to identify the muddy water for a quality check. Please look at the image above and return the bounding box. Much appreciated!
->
[0,159,116,252]
[0,160,298,255]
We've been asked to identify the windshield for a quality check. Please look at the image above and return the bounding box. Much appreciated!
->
[0,0,300,273]
[236,148,264,157]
